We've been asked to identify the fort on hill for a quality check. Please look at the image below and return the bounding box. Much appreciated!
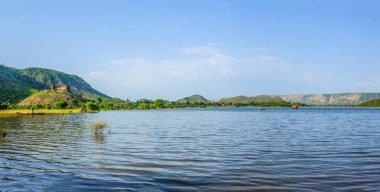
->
[52,84,70,91]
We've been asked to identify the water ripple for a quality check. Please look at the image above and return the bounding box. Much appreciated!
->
[1,108,380,191]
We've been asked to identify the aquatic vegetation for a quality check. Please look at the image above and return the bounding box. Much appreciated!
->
[0,128,7,138]
[90,121,107,134]
[70,127,84,135]
[94,134,106,143]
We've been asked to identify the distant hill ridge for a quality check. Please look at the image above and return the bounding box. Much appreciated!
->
[178,93,380,106]
[218,95,284,104]
[0,64,109,103]
[2,64,380,106]
[280,93,380,105]
[176,94,211,104]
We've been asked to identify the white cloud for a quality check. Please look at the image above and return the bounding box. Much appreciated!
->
[105,45,236,80]
[181,45,222,56]
[83,44,336,100]
[112,58,154,66]
[354,76,380,89]
[84,70,108,78]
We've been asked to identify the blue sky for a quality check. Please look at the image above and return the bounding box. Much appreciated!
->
[1,0,380,100]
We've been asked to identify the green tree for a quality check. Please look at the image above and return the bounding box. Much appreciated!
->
[86,102,99,111]
[35,104,44,109]
[153,99,165,108]
[137,103,150,110]
[137,99,153,104]
[0,103,10,110]
[55,100,68,109]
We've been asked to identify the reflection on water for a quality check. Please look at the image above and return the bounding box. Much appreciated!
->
[1,108,380,191]
[93,133,106,143]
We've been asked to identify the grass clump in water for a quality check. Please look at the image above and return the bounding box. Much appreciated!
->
[90,121,107,134]
[0,128,7,138]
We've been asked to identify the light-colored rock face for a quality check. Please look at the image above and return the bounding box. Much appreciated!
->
[218,95,283,104]
[328,94,361,104]
[280,93,380,105]
[280,95,306,103]
[309,94,328,103]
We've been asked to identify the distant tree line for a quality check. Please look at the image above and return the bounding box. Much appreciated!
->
[0,97,313,111]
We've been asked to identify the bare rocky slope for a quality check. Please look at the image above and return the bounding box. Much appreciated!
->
[19,90,85,107]
[280,93,380,105]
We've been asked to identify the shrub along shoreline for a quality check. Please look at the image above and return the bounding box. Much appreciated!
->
[0,97,304,115]
[0,100,101,115]
[0,109,83,115]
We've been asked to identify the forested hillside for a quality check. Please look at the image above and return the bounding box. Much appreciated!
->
[0,64,109,103]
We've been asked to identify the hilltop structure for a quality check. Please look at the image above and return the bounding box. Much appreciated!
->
[52,84,70,91]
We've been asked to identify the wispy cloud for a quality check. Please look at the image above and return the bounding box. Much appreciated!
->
[84,70,109,79]
[112,58,155,66]
[181,45,222,56]
[83,44,338,100]
[354,76,380,90]
[109,45,235,79]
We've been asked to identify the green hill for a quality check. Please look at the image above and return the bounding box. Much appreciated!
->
[358,99,380,107]
[176,94,211,104]
[0,65,47,103]
[21,67,109,100]
[0,64,109,103]
[19,90,85,107]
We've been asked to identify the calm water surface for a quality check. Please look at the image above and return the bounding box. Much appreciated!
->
[1,108,380,191]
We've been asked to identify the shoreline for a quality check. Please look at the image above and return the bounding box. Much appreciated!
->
[0,109,83,115]
[1,106,379,116]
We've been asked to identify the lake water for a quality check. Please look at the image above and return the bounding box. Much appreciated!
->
[1,108,380,191]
